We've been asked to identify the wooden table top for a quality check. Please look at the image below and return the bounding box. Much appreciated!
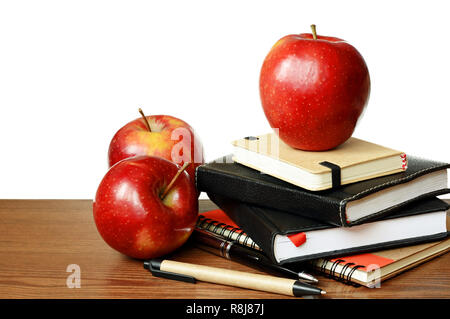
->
[0,199,449,299]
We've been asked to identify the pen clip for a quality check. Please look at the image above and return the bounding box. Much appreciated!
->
[144,259,197,284]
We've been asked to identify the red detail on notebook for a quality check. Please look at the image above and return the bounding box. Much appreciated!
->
[200,209,307,246]
[330,253,394,271]
[287,232,307,247]
[401,153,408,170]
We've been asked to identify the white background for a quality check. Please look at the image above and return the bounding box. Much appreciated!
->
[0,0,449,199]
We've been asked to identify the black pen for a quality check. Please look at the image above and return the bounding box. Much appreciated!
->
[192,229,318,284]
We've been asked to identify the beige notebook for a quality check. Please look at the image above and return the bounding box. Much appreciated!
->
[311,237,450,287]
[232,133,407,191]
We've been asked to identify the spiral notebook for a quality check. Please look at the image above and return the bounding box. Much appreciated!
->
[310,238,450,287]
[197,210,261,251]
[197,207,450,287]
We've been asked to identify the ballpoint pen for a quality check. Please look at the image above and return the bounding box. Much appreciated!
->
[192,228,318,284]
[144,259,326,297]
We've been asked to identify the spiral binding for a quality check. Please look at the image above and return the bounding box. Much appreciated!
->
[318,259,365,287]
[196,215,261,251]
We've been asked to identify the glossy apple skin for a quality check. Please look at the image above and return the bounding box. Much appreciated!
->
[260,33,370,151]
[93,156,198,260]
[108,115,204,182]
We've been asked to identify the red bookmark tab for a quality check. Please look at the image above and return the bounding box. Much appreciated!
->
[287,232,307,247]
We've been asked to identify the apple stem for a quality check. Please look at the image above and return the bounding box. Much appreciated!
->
[138,108,152,132]
[311,24,317,40]
[160,162,192,200]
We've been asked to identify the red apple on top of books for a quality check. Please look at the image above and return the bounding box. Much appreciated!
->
[108,109,204,183]
[259,25,370,151]
[93,156,198,259]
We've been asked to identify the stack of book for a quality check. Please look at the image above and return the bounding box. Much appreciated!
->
[195,133,450,287]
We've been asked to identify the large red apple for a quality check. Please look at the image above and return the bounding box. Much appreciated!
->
[108,110,204,182]
[259,25,370,151]
[93,156,198,259]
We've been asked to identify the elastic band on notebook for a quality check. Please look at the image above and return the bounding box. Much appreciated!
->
[319,161,342,189]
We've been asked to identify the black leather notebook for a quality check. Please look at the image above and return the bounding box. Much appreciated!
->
[207,192,450,264]
[196,155,449,226]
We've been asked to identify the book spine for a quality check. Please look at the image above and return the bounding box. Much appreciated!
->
[196,165,343,226]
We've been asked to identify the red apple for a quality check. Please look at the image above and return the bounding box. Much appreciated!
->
[259,25,370,151]
[93,156,198,259]
[108,110,204,182]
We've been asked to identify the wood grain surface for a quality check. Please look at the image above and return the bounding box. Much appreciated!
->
[0,199,449,299]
